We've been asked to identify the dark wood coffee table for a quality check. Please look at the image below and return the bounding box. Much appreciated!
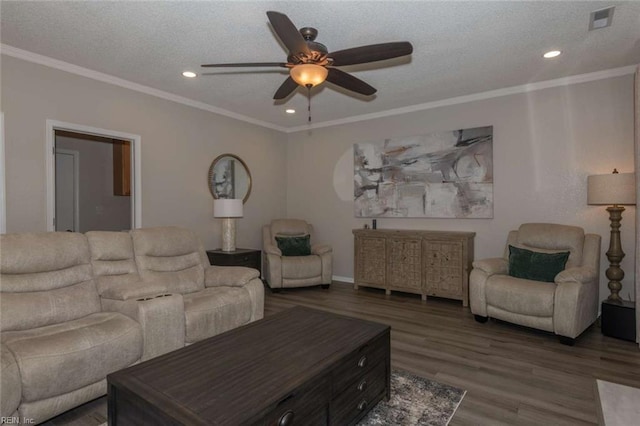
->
[107,306,390,425]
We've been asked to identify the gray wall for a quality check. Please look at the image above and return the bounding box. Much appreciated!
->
[56,135,130,232]
[286,75,636,302]
[1,55,287,250]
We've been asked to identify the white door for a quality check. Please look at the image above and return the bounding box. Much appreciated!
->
[55,149,79,232]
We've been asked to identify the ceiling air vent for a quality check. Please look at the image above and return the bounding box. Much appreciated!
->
[589,6,615,31]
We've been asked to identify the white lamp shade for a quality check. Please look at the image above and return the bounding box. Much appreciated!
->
[213,199,243,217]
[587,172,636,205]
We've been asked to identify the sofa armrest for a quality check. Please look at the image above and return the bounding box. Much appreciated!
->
[99,280,171,301]
[264,253,283,288]
[553,267,599,339]
[311,244,332,255]
[555,267,597,284]
[1,344,21,418]
[472,258,508,276]
[205,265,260,288]
[264,244,282,256]
[135,294,185,361]
[100,294,185,361]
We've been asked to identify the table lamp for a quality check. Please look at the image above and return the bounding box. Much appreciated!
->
[587,169,636,302]
[214,199,243,252]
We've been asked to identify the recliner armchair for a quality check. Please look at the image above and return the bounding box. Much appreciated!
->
[469,223,601,345]
[263,219,332,290]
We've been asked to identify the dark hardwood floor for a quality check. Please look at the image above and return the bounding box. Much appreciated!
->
[42,281,640,425]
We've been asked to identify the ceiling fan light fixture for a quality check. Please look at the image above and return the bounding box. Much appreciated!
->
[182,71,197,78]
[290,64,328,87]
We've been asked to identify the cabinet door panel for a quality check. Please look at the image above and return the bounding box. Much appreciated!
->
[424,240,463,296]
[356,237,386,287]
[387,237,422,290]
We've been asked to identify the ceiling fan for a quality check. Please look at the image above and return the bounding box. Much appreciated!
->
[201,11,413,100]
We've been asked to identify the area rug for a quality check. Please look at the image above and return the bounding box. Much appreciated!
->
[357,370,466,426]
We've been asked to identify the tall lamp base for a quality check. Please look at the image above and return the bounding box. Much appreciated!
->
[604,205,625,302]
[221,218,236,252]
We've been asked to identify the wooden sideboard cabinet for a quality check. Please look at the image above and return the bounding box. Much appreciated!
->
[353,229,475,306]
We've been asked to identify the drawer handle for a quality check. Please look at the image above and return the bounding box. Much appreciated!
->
[357,400,368,411]
[357,356,367,368]
[278,410,294,426]
[357,380,367,392]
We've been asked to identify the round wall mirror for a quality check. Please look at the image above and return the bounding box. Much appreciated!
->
[208,154,252,203]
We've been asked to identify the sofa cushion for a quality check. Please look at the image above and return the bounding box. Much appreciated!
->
[86,231,142,296]
[1,281,101,332]
[1,312,142,402]
[0,232,101,332]
[508,245,569,283]
[282,256,322,280]
[486,275,556,317]
[516,223,584,268]
[183,287,252,343]
[131,227,205,294]
[275,234,311,256]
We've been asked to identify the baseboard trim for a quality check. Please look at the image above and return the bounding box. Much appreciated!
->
[332,275,354,284]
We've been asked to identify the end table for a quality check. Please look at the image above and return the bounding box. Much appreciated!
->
[601,299,636,341]
[206,248,261,275]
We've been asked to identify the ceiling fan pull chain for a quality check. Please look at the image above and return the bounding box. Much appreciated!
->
[306,84,312,123]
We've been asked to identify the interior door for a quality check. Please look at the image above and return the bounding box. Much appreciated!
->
[55,149,78,232]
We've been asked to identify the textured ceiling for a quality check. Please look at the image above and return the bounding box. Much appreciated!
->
[1,1,639,130]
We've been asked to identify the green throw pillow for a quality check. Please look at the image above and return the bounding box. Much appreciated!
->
[275,234,311,256]
[508,245,570,283]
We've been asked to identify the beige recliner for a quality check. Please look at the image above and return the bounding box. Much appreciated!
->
[470,223,601,345]
[263,219,332,291]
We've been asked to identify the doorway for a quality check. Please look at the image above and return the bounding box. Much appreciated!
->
[46,120,142,231]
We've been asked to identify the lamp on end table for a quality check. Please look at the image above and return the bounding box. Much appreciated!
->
[214,199,243,252]
[587,169,636,302]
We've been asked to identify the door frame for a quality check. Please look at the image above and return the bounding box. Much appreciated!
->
[55,148,80,232]
[46,120,142,231]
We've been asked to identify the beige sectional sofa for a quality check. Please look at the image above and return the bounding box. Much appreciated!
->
[0,226,264,424]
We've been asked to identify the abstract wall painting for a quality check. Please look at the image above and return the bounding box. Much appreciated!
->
[354,126,493,218]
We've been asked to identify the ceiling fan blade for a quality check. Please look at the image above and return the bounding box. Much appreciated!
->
[201,62,288,68]
[329,42,413,66]
[266,11,311,56]
[326,68,376,96]
[273,76,299,100]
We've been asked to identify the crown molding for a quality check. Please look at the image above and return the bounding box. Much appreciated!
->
[0,44,288,133]
[2,44,635,134]
[285,64,638,133]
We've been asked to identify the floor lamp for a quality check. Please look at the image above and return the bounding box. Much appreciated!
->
[587,169,636,302]
[214,199,243,252]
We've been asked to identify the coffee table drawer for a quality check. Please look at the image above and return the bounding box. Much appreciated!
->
[331,361,387,425]
[332,334,387,391]
[258,375,330,426]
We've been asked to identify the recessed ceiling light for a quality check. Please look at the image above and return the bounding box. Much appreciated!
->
[182,71,197,78]
[543,50,561,59]
[285,109,296,114]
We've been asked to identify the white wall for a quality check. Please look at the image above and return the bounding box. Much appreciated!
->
[286,75,636,302]
[1,55,287,249]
